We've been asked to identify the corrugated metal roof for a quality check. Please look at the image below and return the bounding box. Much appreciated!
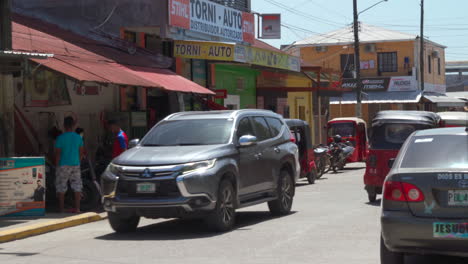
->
[291,23,418,47]
[423,93,467,107]
[330,91,422,104]
[12,14,214,95]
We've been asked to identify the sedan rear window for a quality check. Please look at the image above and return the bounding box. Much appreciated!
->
[141,119,233,146]
[401,135,468,169]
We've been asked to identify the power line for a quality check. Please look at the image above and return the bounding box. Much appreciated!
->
[262,0,346,27]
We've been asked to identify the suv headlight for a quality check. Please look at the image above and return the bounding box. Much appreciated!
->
[181,159,216,175]
[102,163,121,181]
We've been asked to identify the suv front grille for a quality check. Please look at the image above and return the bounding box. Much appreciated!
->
[117,179,181,198]
[121,171,175,178]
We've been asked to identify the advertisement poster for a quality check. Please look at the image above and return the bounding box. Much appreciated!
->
[0,157,46,217]
[174,40,235,61]
[168,0,255,44]
[261,14,281,39]
[388,76,417,92]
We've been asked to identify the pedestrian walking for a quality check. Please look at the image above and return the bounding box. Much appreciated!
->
[54,116,84,213]
[108,120,128,159]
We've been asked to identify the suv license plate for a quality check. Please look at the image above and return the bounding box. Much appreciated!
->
[136,183,156,193]
[448,190,468,206]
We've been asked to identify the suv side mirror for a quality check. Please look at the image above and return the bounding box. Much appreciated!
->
[129,139,140,149]
[388,158,395,169]
[238,135,257,147]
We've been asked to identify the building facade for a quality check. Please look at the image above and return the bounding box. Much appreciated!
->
[285,24,448,123]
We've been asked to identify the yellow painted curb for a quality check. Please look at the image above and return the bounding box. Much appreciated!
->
[0,212,108,243]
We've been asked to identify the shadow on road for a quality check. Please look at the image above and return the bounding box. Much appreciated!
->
[95,211,296,241]
[0,248,38,257]
[366,199,382,207]
[341,166,366,171]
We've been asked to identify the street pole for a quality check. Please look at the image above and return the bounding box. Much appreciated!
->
[420,0,425,91]
[353,0,362,118]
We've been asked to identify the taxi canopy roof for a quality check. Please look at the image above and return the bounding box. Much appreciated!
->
[371,111,440,127]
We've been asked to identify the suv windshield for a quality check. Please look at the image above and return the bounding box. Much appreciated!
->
[401,135,468,169]
[370,123,429,150]
[328,122,355,137]
[141,119,233,146]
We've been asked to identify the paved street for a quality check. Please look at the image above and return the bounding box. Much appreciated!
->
[0,163,466,264]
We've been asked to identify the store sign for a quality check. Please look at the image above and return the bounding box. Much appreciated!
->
[174,40,235,60]
[424,83,447,94]
[388,76,417,92]
[168,0,255,44]
[214,89,227,99]
[342,78,390,91]
[261,14,281,39]
[0,157,46,217]
[235,45,301,72]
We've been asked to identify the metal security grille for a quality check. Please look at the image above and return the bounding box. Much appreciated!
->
[378,52,398,73]
[209,0,251,12]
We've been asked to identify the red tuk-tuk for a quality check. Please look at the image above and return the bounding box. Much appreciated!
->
[286,119,318,184]
[327,117,368,163]
[364,111,440,202]
[438,112,468,127]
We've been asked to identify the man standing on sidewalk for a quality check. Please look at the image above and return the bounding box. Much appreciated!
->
[55,116,84,213]
[108,120,128,159]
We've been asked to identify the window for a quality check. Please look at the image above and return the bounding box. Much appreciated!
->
[328,122,355,137]
[265,117,283,137]
[370,123,430,149]
[252,117,271,141]
[377,52,397,72]
[437,58,441,75]
[340,54,355,78]
[141,119,233,146]
[401,135,468,169]
[123,31,136,43]
[428,55,432,74]
[237,118,254,138]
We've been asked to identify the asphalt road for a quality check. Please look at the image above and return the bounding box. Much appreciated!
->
[1,163,466,264]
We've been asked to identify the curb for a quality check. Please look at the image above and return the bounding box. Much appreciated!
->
[0,212,108,244]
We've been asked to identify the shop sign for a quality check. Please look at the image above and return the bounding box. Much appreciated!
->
[261,14,281,39]
[214,89,227,99]
[0,157,46,217]
[388,76,417,92]
[235,45,301,72]
[174,40,235,61]
[168,0,255,44]
[342,77,390,91]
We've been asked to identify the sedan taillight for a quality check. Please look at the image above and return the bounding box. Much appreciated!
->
[383,181,425,202]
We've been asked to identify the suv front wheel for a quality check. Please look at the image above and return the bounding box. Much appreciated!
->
[205,179,236,232]
[108,212,140,233]
[268,170,294,216]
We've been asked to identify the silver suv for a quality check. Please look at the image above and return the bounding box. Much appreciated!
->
[101,110,300,232]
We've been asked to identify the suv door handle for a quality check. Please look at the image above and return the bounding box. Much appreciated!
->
[274,147,281,153]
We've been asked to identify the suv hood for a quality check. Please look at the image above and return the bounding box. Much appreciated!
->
[112,144,235,166]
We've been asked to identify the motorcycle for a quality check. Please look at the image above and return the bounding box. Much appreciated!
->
[314,144,331,178]
[328,142,355,173]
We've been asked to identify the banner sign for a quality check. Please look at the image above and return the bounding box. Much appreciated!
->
[235,45,301,72]
[174,40,235,60]
[342,77,390,91]
[388,76,417,92]
[169,0,255,44]
[0,157,46,217]
[261,14,281,39]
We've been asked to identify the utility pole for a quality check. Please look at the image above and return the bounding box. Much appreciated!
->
[0,0,12,50]
[419,0,425,91]
[353,0,362,118]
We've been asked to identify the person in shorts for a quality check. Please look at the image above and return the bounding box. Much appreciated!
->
[55,116,84,213]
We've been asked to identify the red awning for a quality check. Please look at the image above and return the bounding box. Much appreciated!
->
[14,14,214,95]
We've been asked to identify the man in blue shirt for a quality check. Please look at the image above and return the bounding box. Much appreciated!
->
[55,116,84,213]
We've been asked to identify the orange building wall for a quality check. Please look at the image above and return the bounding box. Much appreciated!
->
[300,41,416,78]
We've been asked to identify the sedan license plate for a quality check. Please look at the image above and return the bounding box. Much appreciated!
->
[434,223,468,239]
[448,190,468,206]
[136,183,156,193]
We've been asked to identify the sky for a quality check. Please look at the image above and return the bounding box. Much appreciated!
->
[251,0,468,62]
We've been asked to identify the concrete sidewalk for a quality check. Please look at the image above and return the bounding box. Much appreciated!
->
[0,212,107,243]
